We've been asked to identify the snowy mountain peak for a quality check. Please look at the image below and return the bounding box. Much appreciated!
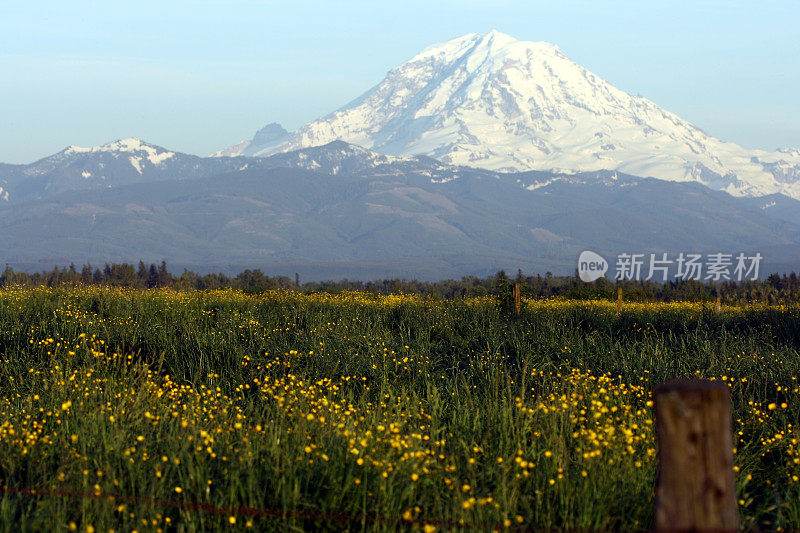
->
[63,138,175,165]
[223,31,800,200]
[411,30,559,64]
[101,138,154,152]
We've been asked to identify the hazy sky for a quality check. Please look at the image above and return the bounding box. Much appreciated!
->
[2,0,798,163]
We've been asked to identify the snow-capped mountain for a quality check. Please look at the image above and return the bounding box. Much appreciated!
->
[221,30,800,199]
[0,138,250,203]
[49,138,178,176]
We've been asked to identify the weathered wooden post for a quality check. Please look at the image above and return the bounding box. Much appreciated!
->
[616,286,623,316]
[653,380,738,532]
[513,283,522,314]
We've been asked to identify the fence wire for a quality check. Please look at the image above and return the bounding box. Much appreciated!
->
[1,484,510,530]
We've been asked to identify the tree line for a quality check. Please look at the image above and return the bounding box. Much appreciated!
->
[1,262,799,304]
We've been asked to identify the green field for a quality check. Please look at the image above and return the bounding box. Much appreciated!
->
[0,287,799,531]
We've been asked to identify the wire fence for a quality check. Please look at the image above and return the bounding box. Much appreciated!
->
[1,483,500,530]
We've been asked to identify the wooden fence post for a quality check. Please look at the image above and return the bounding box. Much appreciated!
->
[513,283,521,314]
[616,286,623,316]
[653,380,738,532]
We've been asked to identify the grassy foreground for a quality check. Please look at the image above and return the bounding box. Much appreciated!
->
[0,287,799,531]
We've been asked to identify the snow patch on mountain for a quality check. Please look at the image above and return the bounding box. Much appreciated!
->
[230,30,800,199]
[526,178,562,191]
[262,141,413,175]
[129,156,144,174]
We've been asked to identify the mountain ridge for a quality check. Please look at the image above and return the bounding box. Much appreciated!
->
[1,138,799,279]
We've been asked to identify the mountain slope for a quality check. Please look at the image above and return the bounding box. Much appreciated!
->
[211,123,290,157]
[223,30,800,199]
[1,142,799,279]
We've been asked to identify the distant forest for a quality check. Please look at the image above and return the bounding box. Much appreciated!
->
[2,261,800,305]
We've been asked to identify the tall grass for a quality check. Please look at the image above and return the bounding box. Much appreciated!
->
[0,287,798,531]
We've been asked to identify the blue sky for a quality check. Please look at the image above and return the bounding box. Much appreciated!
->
[1,0,798,163]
